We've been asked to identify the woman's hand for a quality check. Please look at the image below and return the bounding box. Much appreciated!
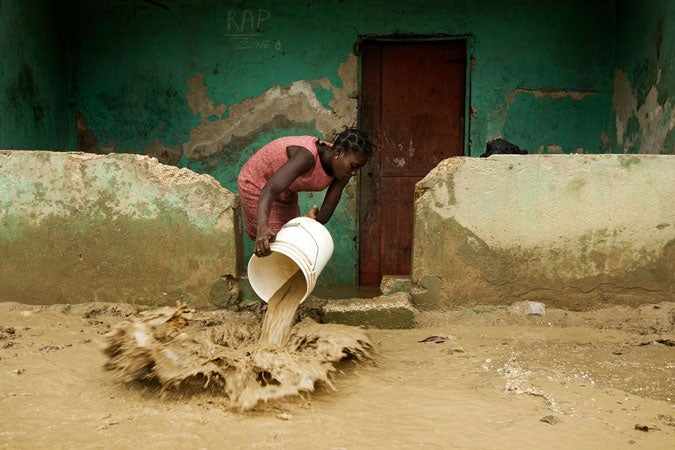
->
[304,205,319,220]
[255,225,276,257]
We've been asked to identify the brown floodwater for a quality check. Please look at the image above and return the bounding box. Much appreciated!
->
[0,300,673,449]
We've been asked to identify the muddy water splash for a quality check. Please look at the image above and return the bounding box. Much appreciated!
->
[101,272,373,410]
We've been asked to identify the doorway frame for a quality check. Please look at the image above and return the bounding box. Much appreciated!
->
[355,34,473,286]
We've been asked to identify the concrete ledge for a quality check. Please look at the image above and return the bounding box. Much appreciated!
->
[321,292,418,329]
[0,151,242,308]
[413,155,675,310]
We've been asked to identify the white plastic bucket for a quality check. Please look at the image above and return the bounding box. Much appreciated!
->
[247,217,334,304]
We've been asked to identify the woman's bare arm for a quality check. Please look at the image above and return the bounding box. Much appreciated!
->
[315,177,350,224]
[254,146,314,256]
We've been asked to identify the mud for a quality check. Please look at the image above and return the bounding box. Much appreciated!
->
[1,300,674,449]
[101,271,373,411]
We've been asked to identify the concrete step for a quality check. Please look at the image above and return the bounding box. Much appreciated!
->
[318,291,417,329]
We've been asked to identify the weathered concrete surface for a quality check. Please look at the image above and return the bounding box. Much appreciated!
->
[412,154,675,311]
[379,276,411,295]
[0,151,241,308]
[320,292,417,329]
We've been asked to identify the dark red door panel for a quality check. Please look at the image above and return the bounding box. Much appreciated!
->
[359,40,466,285]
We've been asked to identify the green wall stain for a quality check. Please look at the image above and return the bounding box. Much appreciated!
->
[6,64,45,125]
[618,155,641,168]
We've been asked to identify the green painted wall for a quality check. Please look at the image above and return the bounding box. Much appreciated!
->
[468,0,614,155]
[0,0,672,286]
[0,0,69,149]
[60,1,617,155]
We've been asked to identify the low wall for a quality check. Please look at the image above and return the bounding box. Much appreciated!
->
[412,155,675,311]
[0,151,242,309]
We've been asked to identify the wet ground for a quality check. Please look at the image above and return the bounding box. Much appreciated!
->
[1,300,673,449]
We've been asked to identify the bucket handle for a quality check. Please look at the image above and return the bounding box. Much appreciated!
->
[283,221,320,270]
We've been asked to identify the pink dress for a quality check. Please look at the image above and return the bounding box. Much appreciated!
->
[237,136,333,239]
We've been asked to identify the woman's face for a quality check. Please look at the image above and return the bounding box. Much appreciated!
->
[333,150,369,180]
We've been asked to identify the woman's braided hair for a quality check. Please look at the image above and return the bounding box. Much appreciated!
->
[332,127,374,158]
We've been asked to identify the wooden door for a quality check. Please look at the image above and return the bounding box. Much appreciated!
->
[359,40,466,286]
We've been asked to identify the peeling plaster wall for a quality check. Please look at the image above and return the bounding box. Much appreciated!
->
[613,0,675,154]
[0,151,241,308]
[51,0,620,286]
[412,155,675,311]
[62,0,367,284]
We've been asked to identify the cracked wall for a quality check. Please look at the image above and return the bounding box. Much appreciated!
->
[613,0,675,154]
